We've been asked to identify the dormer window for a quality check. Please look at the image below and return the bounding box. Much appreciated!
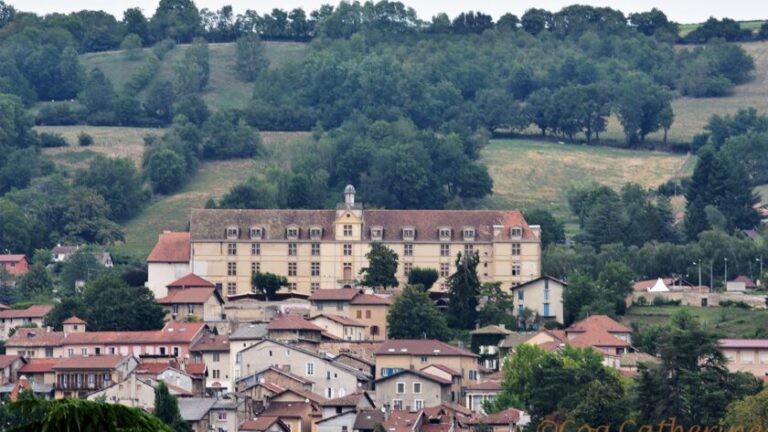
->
[371,227,383,241]
[463,228,476,241]
[286,227,299,240]
[402,227,415,241]
[249,227,263,240]
[226,226,239,239]
[511,226,522,238]
[438,228,452,241]
[309,227,323,240]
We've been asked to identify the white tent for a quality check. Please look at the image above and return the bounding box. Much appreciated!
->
[647,278,670,292]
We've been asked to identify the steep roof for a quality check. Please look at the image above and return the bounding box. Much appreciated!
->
[471,324,513,336]
[421,363,461,377]
[354,409,386,430]
[240,417,288,432]
[0,255,25,262]
[566,315,630,334]
[178,398,217,421]
[189,208,538,242]
[308,288,360,302]
[375,339,478,358]
[63,316,87,325]
[273,387,328,405]
[267,314,323,332]
[147,232,190,263]
[260,401,312,418]
[509,275,567,291]
[191,334,229,352]
[53,355,132,370]
[373,368,452,385]
[731,275,757,288]
[166,273,215,289]
[569,330,630,349]
[633,278,676,292]
[350,293,391,305]
[0,305,54,319]
[156,287,221,305]
[322,390,373,407]
[465,380,502,391]
[0,355,23,369]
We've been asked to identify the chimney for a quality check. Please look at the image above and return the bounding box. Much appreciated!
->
[530,224,541,240]
[492,224,504,239]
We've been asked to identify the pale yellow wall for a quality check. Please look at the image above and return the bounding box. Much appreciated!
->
[512,279,565,323]
[722,347,768,376]
[348,304,388,340]
[202,351,231,390]
[147,263,190,298]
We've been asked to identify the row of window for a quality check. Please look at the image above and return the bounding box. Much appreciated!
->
[226,242,523,256]
[228,225,523,241]
[517,289,550,301]
[396,381,423,394]
[391,399,425,410]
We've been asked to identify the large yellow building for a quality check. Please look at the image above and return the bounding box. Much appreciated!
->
[187,186,541,297]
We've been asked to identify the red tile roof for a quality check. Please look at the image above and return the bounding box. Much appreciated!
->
[240,416,287,431]
[0,303,9,310]
[260,401,312,418]
[19,358,59,374]
[374,368,452,385]
[477,407,524,425]
[633,278,676,292]
[6,328,64,347]
[465,380,502,391]
[53,355,132,370]
[267,314,323,331]
[63,316,87,325]
[0,304,54,319]
[273,387,328,405]
[421,363,460,377]
[381,409,423,430]
[0,355,22,369]
[308,289,360,301]
[147,232,190,263]
[375,339,478,357]
[166,273,215,289]
[0,255,25,262]
[135,361,175,375]
[567,315,631,334]
[350,293,391,305]
[156,287,220,304]
[191,334,229,352]
[569,330,630,349]
[731,275,757,288]
[185,362,207,375]
[63,322,205,345]
[720,339,768,349]
[310,314,365,327]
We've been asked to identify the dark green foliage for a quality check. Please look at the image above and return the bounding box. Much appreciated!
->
[251,271,288,300]
[235,34,269,81]
[202,113,262,159]
[387,285,450,340]
[17,262,53,300]
[447,251,480,329]
[75,155,147,221]
[174,38,209,94]
[407,267,439,291]
[151,0,201,43]
[121,33,144,60]
[80,68,115,116]
[123,8,150,44]
[614,72,674,146]
[683,17,752,43]
[144,80,176,125]
[360,243,399,290]
[35,102,86,126]
[0,198,31,253]
[175,94,209,126]
[154,382,192,432]
[477,282,514,327]
[78,132,93,147]
[125,54,161,94]
[146,147,187,194]
[38,132,68,148]
[219,177,276,209]
[523,209,564,247]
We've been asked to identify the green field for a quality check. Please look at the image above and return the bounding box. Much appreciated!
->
[678,20,765,37]
[481,139,693,220]
[80,41,308,111]
[622,305,768,338]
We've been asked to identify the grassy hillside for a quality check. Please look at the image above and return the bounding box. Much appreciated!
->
[679,20,766,37]
[622,305,768,338]
[80,41,308,111]
[481,139,693,219]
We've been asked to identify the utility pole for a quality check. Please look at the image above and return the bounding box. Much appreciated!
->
[693,261,702,288]
[724,257,728,288]
[758,257,764,286]
[709,260,714,292]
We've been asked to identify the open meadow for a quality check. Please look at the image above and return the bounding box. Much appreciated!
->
[622,305,768,338]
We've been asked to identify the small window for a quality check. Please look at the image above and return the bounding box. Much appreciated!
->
[511,243,521,255]
[413,382,422,393]
[311,283,319,293]
[415,399,424,410]
[343,244,352,256]
[249,227,263,239]
[440,263,450,277]
[81,348,87,356]
[463,228,475,240]
[517,290,524,300]
[172,304,179,314]
[186,304,194,314]
[226,226,239,239]
[404,244,413,256]
[464,244,474,255]
[439,228,452,240]
[287,227,299,239]
[440,244,450,257]
[403,263,412,276]
[396,382,405,394]
[356,310,362,319]
[251,262,260,275]
[511,226,523,238]
[251,243,260,255]
[288,243,297,256]
[306,362,315,376]
[213,352,220,362]
[288,282,297,291]
[343,224,353,236]
[365,310,371,319]
[311,243,321,256]
[227,283,237,296]
[227,262,237,276]
[227,243,237,255]
[288,263,297,277]
[371,227,383,240]
[420,356,427,364]
[311,262,320,277]
[393,399,403,409]
[310,227,323,240]
[512,263,521,276]
[402,227,415,240]
[217,411,226,421]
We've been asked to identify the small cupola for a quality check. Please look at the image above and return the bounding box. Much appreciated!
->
[63,316,87,335]
[344,184,356,206]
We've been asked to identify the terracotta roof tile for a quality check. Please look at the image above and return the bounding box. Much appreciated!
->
[0,255,25,262]
[19,358,59,373]
[322,390,369,407]
[191,334,229,352]
[0,355,22,369]
[240,416,287,431]
[350,293,391,305]
[6,328,64,348]
[477,407,524,425]
[308,289,360,301]
[147,232,190,263]
[273,387,328,405]
[260,401,312,418]
[167,273,214,288]
[63,316,87,325]
[267,314,323,332]
[568,330,630,349]
[566,315,630,334]
[185,362,206,375]
[0,305,54,319]
[731,275,757,288]
[63,322,205,345]
[421,364,460,376]
[354,409,386,430]
[720,339,768,349]
[53,355,132,370]
[375,339,478,358]
[465,380,502,391]
[381,409,423,430]
[156,287,220,304]
[135,361,175,375]
[374,369,452,385]
[310,314,365,327]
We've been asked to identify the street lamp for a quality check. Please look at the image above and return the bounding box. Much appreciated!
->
[724,257,728,287]
[692,261,702,287]
[757,257,764,287]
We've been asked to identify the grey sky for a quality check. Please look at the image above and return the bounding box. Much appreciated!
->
[7,0,768,24]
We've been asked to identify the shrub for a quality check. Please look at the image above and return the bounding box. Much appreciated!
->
[78,132,94,147]
[719,300,751,309]
[35,102,86,125]
[152,38,176,59]
[38,132,69,148]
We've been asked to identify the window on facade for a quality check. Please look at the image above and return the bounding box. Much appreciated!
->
[463,228,475,240]
[306,362,315,376]
[227,283,237,296]
[81,348,87,356]
[213,369,220,378]
[226,227,238,239]
[371,228,383,240]
[402,228,415,240]
[512,263,521,276]
[186,304,194,315]
[544,289,549,300]
[512,243,521,255]
[517,290,524,300]
[249,227,262,239]
[439,228,451,240]
[420,356,428,363]
[227,243,237,255]
[404,243,413,256]
[440,244,450,257]
[310,227,322,240]
[288,243,297,256]
[464,244,474,255]
[227,262,237,276]
[288,263,297,276]
[365,310,371,319]
[172,304,179,314]
[287,227,299,239]
[393,399,403,410]
[251,243,260,255]
[217,412,226,421]
[511,226,522,237]
[251,262,260,275]
[343,224,353,236]
[311,243,320,256]
[440,263,450,277]
[396,382,405,394]
[288,283,297,291]
[403,263,412,276]
[356,310,362,319]
[415,399,424,410]
[311,283,319,293]
[213,352,220,362]
[45,347,53,357]
[311,262,320,277]
[343,244,352,256]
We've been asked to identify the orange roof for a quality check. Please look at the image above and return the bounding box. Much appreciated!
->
[185,362,206,375]
[147,232,190,263]
[310,314,366,327]
[308,289,360,301]
[19,358,59,373]
[64,322,205,345]
[63,316,87,325]
[375,339,478,358]
[156,287,220,304]
[267,314,323,332]
[465,380,501,391]
[569,329,630,349]
[135,360,175,375]
[350,293,391,305]
[240,416,287,431]
[191,334,229,352]
[0,355,23,369]
[166,273,214,288]
[421,363,461,376]
[6,328,64,347]
[567,315,630,334]
[478,407,524,425]
[0,304,54,319]
[0,255,25,262]
[53,355,132,370]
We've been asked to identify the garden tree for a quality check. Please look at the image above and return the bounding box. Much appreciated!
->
[722,132,768,186]
[203,113,262,159]
[634,311,763,427]
[7,398,173,432]
[174,38,209,94]
[121,33,144,60]
[113,96,143,126]
[387,285,450,340]
[174,94,209,126]
[446,251,480,329]
[59,248,105,298]
[123,7,150,43]
[521,8,552,35]
[154,382,192,432]
[219,177,277,209]
[0,148,46,196]
[582,191,625,248]
[17,261,53,300]
[60,187,123,244]
[496,13,519,31]
[0,93,37,149]
[476,282,514,327]
[146,147,187,194]
[562,273,598,325]
[151,0,201,43]
[407,268,439,291]
[596,261,634,315]
[251,272,288,300]
[705,108,768,148]
[144,80,176,124]
[0,198,31,252]
[235,34,269,81]
[80,68,115,116]
[360,243,399,290]
[614,72,673,146]
[75,156,147,221]
[78,273,165,331]
[523,209,564,247]
[722,387,768,430]
[489,343,548,412]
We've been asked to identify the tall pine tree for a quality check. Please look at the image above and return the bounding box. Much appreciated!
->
[447,251,481,329]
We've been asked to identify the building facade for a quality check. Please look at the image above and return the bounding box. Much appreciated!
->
[186,186,541,297]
